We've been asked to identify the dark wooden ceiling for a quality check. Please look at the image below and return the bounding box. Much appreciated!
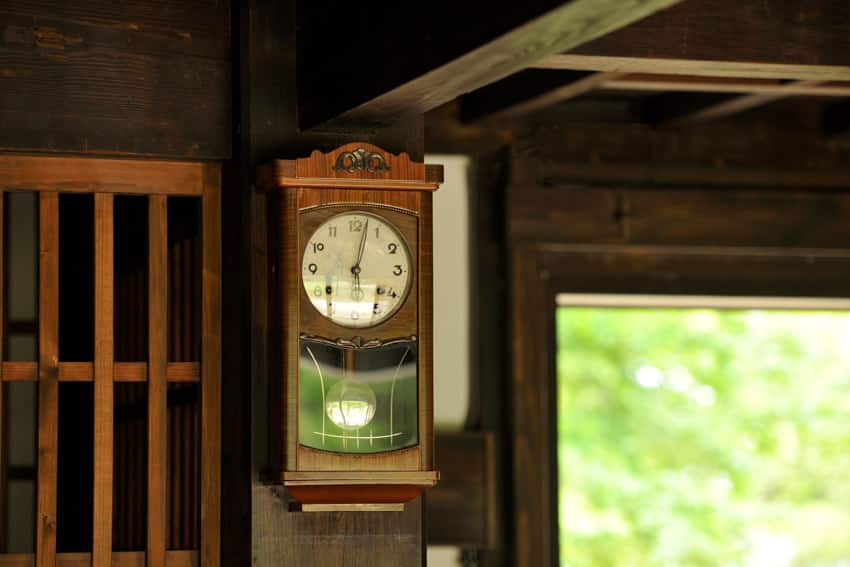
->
[427,0,850,151]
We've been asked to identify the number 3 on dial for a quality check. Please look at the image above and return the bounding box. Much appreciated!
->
[302,211,412,328]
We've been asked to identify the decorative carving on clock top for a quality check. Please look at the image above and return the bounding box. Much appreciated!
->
[333,148,391,174]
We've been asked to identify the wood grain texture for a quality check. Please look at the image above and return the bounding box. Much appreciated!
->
[0,156,205,195]
[272,144,437,485]
[538,54,850,80]
[200,165,221,567]
[508,183,850,249]
[239,3,432,561]
[147,195,167,567]
[417,192,433,471]
[427,432,495,547]
[563,0,850,75]
[0,192,4,550]
[0,361,198,382]
[0,0,230,158]
[0,550,198,567]
[297,0,683,129]
[37,192,59,567]
[604,74,850,96]
[93,194,114,567]
[510,246,557,567]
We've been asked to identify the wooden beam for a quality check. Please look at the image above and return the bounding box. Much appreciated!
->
[605,74,850,96]
[459,70,618,122]
[538,54,850,81]
[297,0,684,129]
[36,193,59,567]
[0,550,198,567]
[538,0,850,81]
[643,81,824,126]
[0,156,206,196]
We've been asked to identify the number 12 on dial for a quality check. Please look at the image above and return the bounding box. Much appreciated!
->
[301,211,412,328]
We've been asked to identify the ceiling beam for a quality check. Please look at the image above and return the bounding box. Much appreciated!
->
[604,75,850,96]
[296,0,684,130]
[644,81,825,126]
[537,0,850,81]
[459,70,618,123]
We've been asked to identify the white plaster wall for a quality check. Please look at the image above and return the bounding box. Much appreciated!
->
[425,154,471,567]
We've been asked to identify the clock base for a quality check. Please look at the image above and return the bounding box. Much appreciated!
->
[283,470,439,507]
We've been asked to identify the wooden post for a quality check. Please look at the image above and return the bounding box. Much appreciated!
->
[93,194,114,567]
[201,165,221,567]
[148,195,168,567]
[36,192,59,567]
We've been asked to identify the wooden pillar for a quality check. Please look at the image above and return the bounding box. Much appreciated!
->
[229,1,426,564]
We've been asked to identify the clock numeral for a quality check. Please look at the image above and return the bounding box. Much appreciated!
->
[311,242,325,253]
[349,219,363,232]
[393,265,403,276]
[387,242,398,254]
[308,263,318,274]
[328,226,337,237]
[374,227,380,239]
[312,286,322,297]
[373,303,381,315]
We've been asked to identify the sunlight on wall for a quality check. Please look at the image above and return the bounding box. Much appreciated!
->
[427,154,471,431]
[425,154,471,567]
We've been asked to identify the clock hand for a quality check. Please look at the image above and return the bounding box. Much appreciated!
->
[351,219,369,297]
[355,219,369,268]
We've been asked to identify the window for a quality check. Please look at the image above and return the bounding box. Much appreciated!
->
[557,296,850,567]
[0,156,221,566]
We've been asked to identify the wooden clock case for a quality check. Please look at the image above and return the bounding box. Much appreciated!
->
[257,143,442,510]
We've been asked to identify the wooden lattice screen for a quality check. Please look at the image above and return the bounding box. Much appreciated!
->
[0,156,221,567]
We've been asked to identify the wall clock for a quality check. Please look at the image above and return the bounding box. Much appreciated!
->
[258,143,442,511]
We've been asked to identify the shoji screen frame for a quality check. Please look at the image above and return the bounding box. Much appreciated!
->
[0,156,221,567]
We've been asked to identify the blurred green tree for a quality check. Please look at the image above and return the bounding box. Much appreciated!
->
[557,308,850,567]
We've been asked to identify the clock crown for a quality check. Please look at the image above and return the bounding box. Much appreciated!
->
[333,148,390,174]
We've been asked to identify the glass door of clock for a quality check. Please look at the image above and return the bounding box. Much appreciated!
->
[298,338,418,453]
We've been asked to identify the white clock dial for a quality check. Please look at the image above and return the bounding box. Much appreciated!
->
[302,211,412,328]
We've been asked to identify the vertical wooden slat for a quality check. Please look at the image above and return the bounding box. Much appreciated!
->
[93,194,114,567]
[147,195,167,567]
[0,191,5,552]
[200,166,221,567]
[36,192,59,567]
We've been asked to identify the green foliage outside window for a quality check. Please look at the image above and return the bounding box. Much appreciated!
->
[557,308,850,567]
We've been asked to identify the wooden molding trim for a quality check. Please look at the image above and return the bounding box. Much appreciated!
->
[0,361,200,382]
[0,550,197,566]
[0,156,206,195]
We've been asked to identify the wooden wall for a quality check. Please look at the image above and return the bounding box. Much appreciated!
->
[0,0,230,159]
[499,100,850,567]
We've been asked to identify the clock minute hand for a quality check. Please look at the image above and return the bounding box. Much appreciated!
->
[355,219,369,268]
[351,219,369,294]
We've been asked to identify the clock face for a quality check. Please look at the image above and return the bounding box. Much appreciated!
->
[302,211,413,328]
